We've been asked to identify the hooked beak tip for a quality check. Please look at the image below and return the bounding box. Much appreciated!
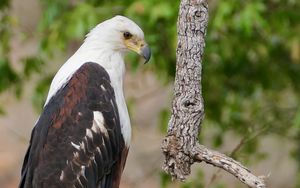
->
[141,45,151,64]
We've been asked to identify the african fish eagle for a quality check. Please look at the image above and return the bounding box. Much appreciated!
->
[19,15,151,188]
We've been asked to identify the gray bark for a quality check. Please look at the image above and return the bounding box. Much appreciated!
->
[161,0,267,187]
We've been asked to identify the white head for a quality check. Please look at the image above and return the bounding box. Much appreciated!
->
[83,15,151,63]
[45,16,151,106]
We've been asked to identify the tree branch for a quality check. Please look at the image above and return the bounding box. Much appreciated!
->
[161,0,267,187]
[193,144,267,188]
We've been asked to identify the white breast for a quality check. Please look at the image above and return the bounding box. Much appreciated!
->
[105,55,131,146]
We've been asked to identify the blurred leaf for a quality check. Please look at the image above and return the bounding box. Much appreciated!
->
[181,170,204,188]
[0,106,5,115]
[158,108,170,133]
[213,132,224,148]
[213,1,233,30]
[32,75,53,111]
[159,171,172,188]
[233,2,266,36]
[293,108,300,129]
[0,57,19,93]
[125,51,140,72]
[150,2,173,24]
[23,57,44,79]
[0,0,9,9]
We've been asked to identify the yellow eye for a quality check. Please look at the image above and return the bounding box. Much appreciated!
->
[123,32,132,39]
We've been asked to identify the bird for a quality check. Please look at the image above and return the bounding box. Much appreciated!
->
[19,15,151,188]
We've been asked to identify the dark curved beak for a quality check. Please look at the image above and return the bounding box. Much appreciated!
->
[140,45,151,64]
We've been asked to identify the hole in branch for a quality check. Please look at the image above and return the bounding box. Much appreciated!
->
[183,100,195,107]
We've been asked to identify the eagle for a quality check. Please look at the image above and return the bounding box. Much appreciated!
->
[19,16,151,188]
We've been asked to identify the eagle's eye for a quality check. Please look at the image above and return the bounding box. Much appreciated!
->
[123,32,132,39]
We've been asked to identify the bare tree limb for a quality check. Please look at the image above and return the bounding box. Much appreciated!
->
[193,144,267,188]
[161,0,267,187]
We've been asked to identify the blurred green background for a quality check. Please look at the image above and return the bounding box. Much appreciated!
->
[0,0,300,187]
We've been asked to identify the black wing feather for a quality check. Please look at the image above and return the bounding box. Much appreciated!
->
[19,62,128,188]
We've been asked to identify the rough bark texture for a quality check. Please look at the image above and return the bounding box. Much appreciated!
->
[161,0,207,181]
[161,0,267,187]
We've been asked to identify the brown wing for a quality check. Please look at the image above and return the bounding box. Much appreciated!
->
[20,62,128,188]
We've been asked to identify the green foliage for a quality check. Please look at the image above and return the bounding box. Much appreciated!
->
[22,57,44,79]
[1,0,300,187]
[125,0,178,81]
[0,6,20,97]
[204,0,300,137]
[158,108,171,133]
[0,57,19,93]
[181,170,205,188]
[152,0,300,187]
[0,0,9,10]
[159,171,172,188]
[32,75,53,111]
